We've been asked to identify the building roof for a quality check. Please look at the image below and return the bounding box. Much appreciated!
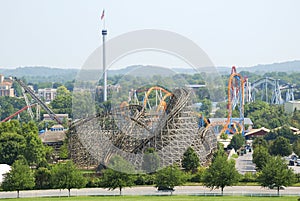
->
[0,81,12,85]
[286,100,300,104]
[245,127,270,136]
[294,131,300,135]
[208,118,253,125]
[273,126,299,132]
[39,130,66,143]
[51,124,64,129]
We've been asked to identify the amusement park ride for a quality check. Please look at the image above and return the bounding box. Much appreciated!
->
[222,66,245,135]
[69,86,217,171]
[1,77,62,124]
[245,76,295,104]
[1,66,297,170]
[68,67,248,170]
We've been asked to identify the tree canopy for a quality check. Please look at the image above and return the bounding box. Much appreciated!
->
[1,157,35,198]
[203,149,240,195]
[154,165,186,194]
[50,86,72,117]
[252,145,271,171]
[50,161,86,196]
[0,121,47,166]
[101,155,136,195]
[181,147,200,172]
[228,134,245,151]
[269,136,292,157]
[293,139,300,157]
[258,156,295,195]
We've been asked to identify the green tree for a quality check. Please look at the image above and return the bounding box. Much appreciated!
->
[200,98,212,117]
[142,148,160,173]
[155,165,186,194]
[0,132,26,165]
[0,121,48,166]
[219,132,228,140]
[203,150,240,195]
[2,157,35,198]
[181,147,200,172]
[275,125,298,144]
[12,81,22,97]
[35,167,51,189]
[293,139,300,157]
[23,133,46,166]
[244,101,288,129]
[50,161,86,196]
[269,136,292,156]
[258,156,295,195]
[44,145,55,164]
[252,145,271,171]
[50,86,72,116]
[101,155,135,195]
[252,137,268,149]
[228,134,245,151]
[21,122,47,166]
[59,141,69,159]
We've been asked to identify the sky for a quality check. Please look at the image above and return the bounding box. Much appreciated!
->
[0,0,299,69]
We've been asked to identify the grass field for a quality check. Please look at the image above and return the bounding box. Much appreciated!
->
[2,196,299,201]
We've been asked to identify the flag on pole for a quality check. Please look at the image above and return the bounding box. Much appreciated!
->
[101,10,105,20]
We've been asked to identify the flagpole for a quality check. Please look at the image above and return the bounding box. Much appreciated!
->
[103,16,106,30]
[101,9,108,102]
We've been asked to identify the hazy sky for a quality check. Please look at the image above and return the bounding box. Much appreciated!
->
[0,0,299,69]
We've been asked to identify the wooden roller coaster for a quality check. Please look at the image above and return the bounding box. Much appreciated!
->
[69,87,217,171]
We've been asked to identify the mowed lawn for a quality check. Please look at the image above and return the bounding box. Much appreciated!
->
[3,196,299,201]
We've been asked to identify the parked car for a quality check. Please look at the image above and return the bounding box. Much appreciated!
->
[269,184,286,190]
[296,159,300,166]
[157,186,174,192]
[291,155,298,161]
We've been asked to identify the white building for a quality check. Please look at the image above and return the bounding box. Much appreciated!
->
[0,74,14,97]
[284,101,300,113]
[38,88,57,102]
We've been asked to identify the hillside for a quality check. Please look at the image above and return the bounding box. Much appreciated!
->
[1,60,300,83]
[240,60,300,73]
[0,66,78,83]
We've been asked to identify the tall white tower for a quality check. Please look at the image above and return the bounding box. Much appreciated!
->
[102,29,107,102]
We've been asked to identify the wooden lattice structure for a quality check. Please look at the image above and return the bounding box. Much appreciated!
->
[69,88,217,171]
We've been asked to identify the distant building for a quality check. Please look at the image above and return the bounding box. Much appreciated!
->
[38,88,57,102]
[208,118,253,130]
[0,74,14,97]
[185,84,206,89]
[245,126,300,140]
[284,101,300,113]
[39,125,66,149]
[95,84,121,94]
[245,127,270,140]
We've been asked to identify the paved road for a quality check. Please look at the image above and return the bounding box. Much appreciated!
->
[289,165,300,174]
[235,149,256,174]
[235,148,300,174]
[1,186,300,199]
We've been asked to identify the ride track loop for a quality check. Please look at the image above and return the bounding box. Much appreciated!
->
[221,66,245,135]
